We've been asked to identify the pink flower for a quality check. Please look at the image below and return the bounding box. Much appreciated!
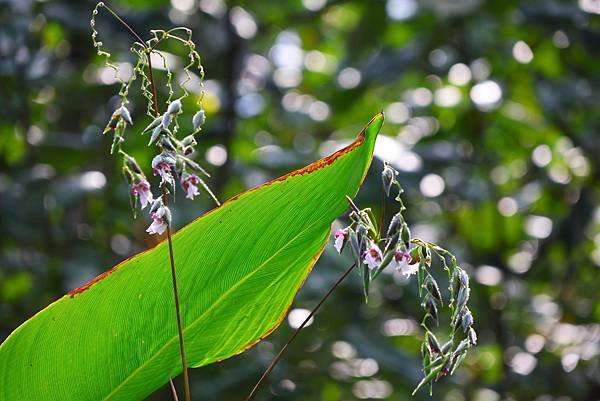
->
[392,249,418,278]
[333,228,349,253]
[151,153,176,185]
[181,174,201,200]
[363,243,383,270]
[131,180,153,209]
[146,205,171,235]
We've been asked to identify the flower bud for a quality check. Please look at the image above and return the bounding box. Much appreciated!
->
[181,134,197,147]
[125,155,142,174]
[461,309,473,333]
[149,198,163,214]
[166,98,182,115]
[159,137,177,152]
[457,268,469,290]
[192,110,206,131]
[381,161,396,196]
[356,224,367,252]
[161,112,172,129]
[468,327,477,345]
[454,338,470,355]
[456,286,470,311]
[425,276,442,303]
[386,214,401,237]
[426,331,441,356]
[118,105,133,125]
[142,116,162,134]
[149,125,166,146]
[401,223,411,248]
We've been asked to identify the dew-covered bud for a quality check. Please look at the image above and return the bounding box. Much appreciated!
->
[118,105,133,125]
[457,268,469,291]
[166,98,182,115]
[468,327,477,345]
[426,331,442,356]
[161,112,173,129]
[461,309,473,333]
[192,110,206,131]
[381,161,396,196]
[456,286,470,311]
[401,223,411,248]
[181,134,197,147]
[149,125,165,146]
[387,214,401,237]
[125,155,142,174]
[159,137,177,152]
[426,276,442,303]
[142,116,162,134]
[454,338,470,355]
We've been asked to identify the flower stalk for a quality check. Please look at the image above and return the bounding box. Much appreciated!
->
[91,3,220,400]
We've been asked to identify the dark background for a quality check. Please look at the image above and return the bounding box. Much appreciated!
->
[1,0,600,400]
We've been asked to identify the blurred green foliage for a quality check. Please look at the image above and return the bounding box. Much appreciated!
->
[1,0,599,401]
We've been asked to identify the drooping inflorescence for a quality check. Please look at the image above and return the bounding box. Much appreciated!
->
[334,161,477,395]
[91,3,219,234]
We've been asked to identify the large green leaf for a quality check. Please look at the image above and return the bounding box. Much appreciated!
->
[0,114,383,401]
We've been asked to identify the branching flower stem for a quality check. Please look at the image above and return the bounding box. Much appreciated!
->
[95,3,191,401]
[244,261,357,401]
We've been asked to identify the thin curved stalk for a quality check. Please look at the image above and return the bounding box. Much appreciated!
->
[244,262,356,401]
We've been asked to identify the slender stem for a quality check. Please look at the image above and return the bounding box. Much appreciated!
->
[169,379,180,401]
[244,262,356,401]
[163,193,192,401]
[99,3,147,46]
[147,53,160,116]
[97,4,190,400]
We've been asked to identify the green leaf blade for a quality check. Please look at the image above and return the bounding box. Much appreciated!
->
[0,114,383,401]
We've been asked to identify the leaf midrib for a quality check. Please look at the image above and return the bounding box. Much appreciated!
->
[102,220,321,401]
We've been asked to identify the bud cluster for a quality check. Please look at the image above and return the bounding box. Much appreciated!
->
[333,161,477,394]
[104,98,220,235]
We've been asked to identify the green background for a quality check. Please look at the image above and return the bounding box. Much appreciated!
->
[1,0,599,400]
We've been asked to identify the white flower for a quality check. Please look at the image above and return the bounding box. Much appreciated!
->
[363,243,383,270]
[146,205,170,235]
[130,180,153,209]
[392,249,418,278]
[151,153,176,186]
[180,173,201,200]
[333,228,349,253]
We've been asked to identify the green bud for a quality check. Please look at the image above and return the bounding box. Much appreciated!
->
[426,331,441,355]
[468,327,477,345]
[426,276,442,304]
[401,223,411,247]
[461,309,473,333]
[142,116,162,134]
[192,110,206,131]
[387,214,401,237]
[125,155,142,174]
